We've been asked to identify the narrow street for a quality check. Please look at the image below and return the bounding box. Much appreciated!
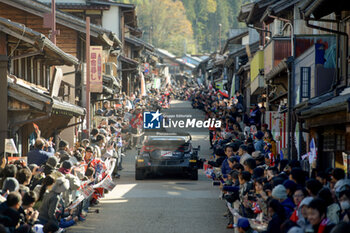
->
[68,100,228,233]
[1,1,350,233]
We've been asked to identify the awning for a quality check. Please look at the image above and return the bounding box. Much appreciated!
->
[251,74,265,95]
[119,55,139,67]
[260,0,301,23]
[1,0,122,49]
[8,76,85,117]
[102,86,114,95]
[221,29,249,54]
[176,58,196,69]
[52,99,85,117]
[213,76,223,83]
[299,92,350,119]
[236,63,250,75]
[237,2,255,23]
[238,0,279,25]
[1,0,114,40]
[265,57,293,81]
[0,17,79,66]
[300,0,350,19]
[265,60,288,81]
[125,36,154,51]
[56,2,110,10]
[103,75,121,89]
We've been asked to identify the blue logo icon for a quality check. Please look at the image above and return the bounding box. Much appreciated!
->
[143,110,162,129]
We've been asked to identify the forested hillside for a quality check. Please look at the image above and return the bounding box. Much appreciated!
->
[118,0,246,55]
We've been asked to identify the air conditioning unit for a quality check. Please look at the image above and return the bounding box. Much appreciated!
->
[272,20,284,37]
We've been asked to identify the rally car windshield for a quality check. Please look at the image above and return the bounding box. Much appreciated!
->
[144,141,191,152]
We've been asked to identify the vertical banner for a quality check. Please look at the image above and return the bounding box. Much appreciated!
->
[266,111,288,155]
[90,46,103,93]
[343,152,348,174]
[230,74,236,98]
[140,72,146,96]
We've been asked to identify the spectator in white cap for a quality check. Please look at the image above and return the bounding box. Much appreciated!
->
[297,197,314,232]
[38,177,69,225]
[2,177,19,195]
[272,184,295,218]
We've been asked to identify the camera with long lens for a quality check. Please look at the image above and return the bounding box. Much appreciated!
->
[212,181,221,186]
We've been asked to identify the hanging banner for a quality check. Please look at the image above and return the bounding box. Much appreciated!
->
[90,46,103,93]
[309,138,317,165]
[5,139,18,154]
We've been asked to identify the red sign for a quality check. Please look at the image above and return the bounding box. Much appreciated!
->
[90,46,103,93]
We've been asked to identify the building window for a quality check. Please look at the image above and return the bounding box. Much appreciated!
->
[323,134,335,151]
[336,134,345,151]
[323,133,345,151]
[300,67,311,99]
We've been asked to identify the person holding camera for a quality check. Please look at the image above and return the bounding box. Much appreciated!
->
[0,191,34,233]
[239,171,256,219]
[27,139,55,167]
[20,191,39,227]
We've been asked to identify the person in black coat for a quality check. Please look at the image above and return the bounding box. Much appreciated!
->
[207,148,226,167]
[264,199,286,233]
[0,192,24,233]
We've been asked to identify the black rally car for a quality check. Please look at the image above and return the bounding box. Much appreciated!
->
[135,133,202,180]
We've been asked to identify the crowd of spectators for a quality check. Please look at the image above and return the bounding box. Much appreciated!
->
[190,87,350,233]
[0,90,170,233]
[0,135,111,233]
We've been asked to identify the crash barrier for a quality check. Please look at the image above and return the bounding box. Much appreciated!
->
[226,201,268,232]
[67,158,117,210]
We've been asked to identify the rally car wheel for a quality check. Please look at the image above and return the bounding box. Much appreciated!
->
[135,168,145,180]
[189,169,198,180]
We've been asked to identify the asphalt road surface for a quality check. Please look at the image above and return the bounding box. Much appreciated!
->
[68,100,228,233]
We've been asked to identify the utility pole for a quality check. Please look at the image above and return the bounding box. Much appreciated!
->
[0,32,7,154]
[219,23,222,52]
[86,17,91,137]
[149,26,152,44]
[50,0,59,44]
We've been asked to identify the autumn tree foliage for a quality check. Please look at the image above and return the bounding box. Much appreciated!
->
[120,0,245,55]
